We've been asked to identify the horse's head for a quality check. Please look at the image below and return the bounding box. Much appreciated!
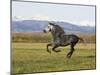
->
[43,22,55,33]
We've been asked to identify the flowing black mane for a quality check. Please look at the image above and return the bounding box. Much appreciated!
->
[49,22,65,35]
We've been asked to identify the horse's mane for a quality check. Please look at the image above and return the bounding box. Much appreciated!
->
[56,25,65,32]
[49,22,65,34]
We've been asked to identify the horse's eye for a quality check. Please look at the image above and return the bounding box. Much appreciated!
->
[48,26,49,28]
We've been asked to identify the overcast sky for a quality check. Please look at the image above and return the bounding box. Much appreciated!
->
[12,1,96,26]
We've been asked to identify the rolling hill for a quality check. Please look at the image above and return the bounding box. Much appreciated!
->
[12,20,95,33]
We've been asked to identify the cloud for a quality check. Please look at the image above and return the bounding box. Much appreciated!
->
[65,20,95,26]
[12,15,95,27]
[13,14,53,21]
[32,14,53,21]
[76,20,95,26]
[13,16,31,21]
[81,21,95,26]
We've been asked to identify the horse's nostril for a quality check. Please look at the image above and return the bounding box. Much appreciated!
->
[43,30,46,33]
[50,29,51,31]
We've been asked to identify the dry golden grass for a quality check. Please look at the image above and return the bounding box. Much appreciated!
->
[12,32,95,43]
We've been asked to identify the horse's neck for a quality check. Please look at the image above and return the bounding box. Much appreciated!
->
[51,32,56,40]
[51,32,56,39]
[51,31,64,40]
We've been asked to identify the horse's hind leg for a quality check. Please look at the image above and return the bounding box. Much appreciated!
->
[47,43,52,53]
[67,43,75,59]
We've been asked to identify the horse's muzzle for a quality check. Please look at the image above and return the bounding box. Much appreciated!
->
[43,30,46,33]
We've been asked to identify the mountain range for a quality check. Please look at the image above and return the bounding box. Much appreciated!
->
[12,20,95,33]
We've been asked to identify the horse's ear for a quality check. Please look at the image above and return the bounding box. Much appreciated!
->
[49,22,55,26]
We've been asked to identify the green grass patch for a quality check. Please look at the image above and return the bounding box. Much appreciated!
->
[12,43,96,74]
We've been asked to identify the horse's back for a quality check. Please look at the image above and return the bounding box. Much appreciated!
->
[65,34,79,43]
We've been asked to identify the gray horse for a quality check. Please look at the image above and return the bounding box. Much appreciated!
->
[43,22,85,59]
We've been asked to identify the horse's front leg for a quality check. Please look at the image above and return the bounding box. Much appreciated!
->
[52,39,61,52]
[52,45,61,52]
[47,43,52,53]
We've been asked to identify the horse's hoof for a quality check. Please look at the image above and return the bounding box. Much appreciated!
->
[48,52,51,53]
[66,58,71,63]
[55,51,61,52]
[47,50,51,53]
[54,50,61,52]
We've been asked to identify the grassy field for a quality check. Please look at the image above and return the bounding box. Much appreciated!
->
[12,43,96,74]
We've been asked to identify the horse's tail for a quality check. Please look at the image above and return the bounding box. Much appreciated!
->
[78,37,87,45]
